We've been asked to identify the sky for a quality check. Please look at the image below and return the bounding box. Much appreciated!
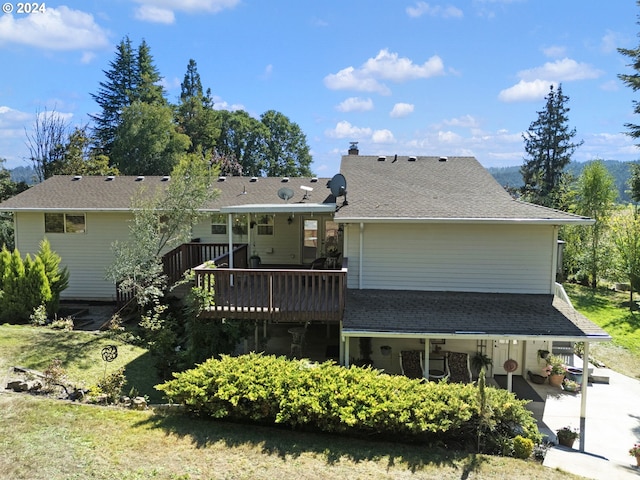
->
[2,0,640,177]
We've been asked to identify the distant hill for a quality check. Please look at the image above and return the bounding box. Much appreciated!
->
[487,160,640,204]
[10,166,37,184]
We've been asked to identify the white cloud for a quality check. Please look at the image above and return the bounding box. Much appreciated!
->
[499,58,603,102]
[133,0,240,21]
[542,45,566,58]
[0,7,110,50]
[517,58,603,82]
[600,80,619,92]
[389,103,414,118]
[0,106,31,129]
[261,64,274,80]
[601,30,623,54]
[211,96,245,111]
[134,5,175,24]
[324,49,445,94]
[324,67,391,95]
[441,114,479,129]
[498,79,554,102]
[325,121,372,139]
[371,129,396,143]
[336,97,374,112]
[406,2,463,18]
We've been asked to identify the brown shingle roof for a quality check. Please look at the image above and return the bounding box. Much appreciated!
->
[0,175,333,211]
[343,289,610,341]
[335,155,591,224]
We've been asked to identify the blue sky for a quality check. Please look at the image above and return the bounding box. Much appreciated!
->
[1,0,640,176]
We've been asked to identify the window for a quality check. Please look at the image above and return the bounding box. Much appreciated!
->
[211,213,226,235]
[44,213,86,234]
[256,214,274,235]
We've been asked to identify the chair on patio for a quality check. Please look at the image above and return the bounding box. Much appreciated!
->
[310,257,328,269]
[445,352,473,383]
[399,350,426,380]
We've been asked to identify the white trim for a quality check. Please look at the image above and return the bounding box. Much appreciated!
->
[220,203,336,214]
[340,331,611,343]
[335,217,594,226]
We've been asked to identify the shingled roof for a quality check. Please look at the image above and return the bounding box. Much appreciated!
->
[0,175,334,212]
[335,155,592,224]
[343,290,611,341]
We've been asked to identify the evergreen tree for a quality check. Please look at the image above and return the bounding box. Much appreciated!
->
[618,2,640,143]
[175,59,220,158]
[90,36,166,156]
[215,110,268,176]
[521,84,583,208]
[36,238,69,314]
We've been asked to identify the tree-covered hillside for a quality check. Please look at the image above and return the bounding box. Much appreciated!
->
[488,160,640,204]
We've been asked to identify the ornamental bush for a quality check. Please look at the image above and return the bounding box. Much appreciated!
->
[156,353,541,451]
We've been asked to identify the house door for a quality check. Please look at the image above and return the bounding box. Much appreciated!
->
[492,339,523,375]
[302,219,318,264]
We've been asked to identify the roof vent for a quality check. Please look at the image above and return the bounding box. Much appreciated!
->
[72,175,82,181]
[408,156,417,162]
[106,175,115,181]
[439,156,448,162]
[310,177,318,183]
[281,177,290,182]
[161,176,170,182]
[377,156,386,161]
[135,176,145,182]
[250,176,258,182]
[218,176,227,182]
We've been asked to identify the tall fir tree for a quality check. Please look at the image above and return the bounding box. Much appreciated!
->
[618,1,640,143]
[90,36,166,157]
[520,84,583,208]
[175,59,220,158]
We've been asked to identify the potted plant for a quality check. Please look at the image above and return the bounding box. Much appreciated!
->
[556,426,579,448]
[544,354,566,387]
[562,378,580,393]
[629,442,640,467]
[471,352,493,377]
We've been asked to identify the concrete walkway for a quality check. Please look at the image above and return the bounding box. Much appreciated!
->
[530,368,640,479]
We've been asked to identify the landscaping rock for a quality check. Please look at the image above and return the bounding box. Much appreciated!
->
[132,396,147,410]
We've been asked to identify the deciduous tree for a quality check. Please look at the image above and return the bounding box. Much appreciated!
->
[25,107,69,182]
[260,110,313,177]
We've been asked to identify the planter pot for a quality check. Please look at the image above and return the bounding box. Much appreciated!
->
[565,367,583,385]
[528,371,547,384]
[558,436,576,448]
[549,373,564,387]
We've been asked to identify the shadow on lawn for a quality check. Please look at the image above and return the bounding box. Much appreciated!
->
[133,412,490,474]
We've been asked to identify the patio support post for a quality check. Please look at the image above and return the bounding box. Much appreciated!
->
[424,339,429,381]
[579,341,589,452]
[227,213,234,286]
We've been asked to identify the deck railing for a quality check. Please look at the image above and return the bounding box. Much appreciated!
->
[194,259,348,322]
[162,242,248,284]
[117,243,248,307]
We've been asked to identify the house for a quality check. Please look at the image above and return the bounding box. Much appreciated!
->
[0,149,610,382]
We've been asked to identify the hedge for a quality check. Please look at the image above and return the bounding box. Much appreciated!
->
[156,353,541,451]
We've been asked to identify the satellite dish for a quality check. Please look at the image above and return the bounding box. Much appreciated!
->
[328,173,347,197]
[277,187,294,202]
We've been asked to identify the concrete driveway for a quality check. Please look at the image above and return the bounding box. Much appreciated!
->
[533,368,640,479]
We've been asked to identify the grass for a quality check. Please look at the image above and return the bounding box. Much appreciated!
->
[0,324,163,401]
[0,394,582,480]
[6,288,635,480]
[563,283,640,379]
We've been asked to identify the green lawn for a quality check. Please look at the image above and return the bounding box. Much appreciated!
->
[563,283,640,379]
[0,324,163,401]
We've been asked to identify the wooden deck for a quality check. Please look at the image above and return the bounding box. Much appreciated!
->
[194,262,348,322]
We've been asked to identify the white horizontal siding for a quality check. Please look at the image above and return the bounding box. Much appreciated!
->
[346,223,554,294]
[15,212,132,301]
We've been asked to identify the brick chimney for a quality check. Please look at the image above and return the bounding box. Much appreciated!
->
[348,141,359,155]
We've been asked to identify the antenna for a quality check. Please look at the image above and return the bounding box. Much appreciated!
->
[277,187,294,202]
[300,185,313,199]
[327,173,348,205]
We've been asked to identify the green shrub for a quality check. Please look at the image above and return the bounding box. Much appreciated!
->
[513,435,534,459]
[157,354,541,450]
[97,367,126,404]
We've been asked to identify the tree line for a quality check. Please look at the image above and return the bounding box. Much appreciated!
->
[24,36,313,182]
